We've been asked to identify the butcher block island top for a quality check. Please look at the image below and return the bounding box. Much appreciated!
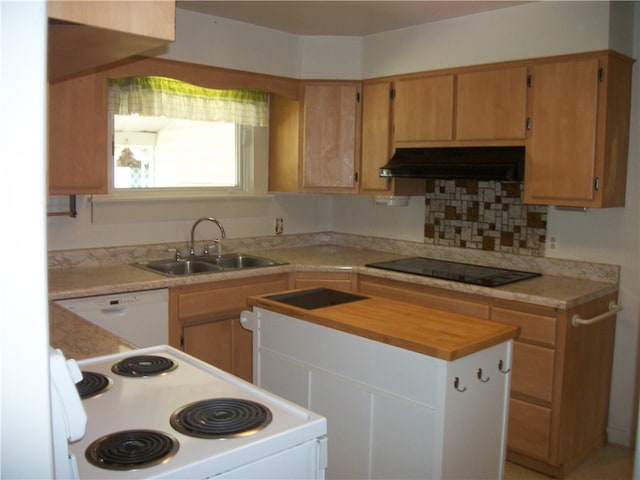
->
[248,287,519,361]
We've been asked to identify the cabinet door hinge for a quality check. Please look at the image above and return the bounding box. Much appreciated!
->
[390,88,396,100]
[180,333,184,349]
[354,171,359,183]
[598,67,604,83]
[526,117,532,130]
[594,177,600,191]
[356,91,361,102]
[527,74,532,88]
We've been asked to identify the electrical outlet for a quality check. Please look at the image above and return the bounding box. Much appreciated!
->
[547,235,558,252]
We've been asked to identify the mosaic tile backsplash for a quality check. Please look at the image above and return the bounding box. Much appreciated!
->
[424,180,547,256]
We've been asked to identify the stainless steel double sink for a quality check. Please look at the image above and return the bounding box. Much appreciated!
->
[132,253,287,277]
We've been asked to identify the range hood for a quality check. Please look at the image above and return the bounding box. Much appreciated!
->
[379,146,525,181]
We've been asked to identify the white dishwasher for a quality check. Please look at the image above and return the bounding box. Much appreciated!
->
[55,289,168,347]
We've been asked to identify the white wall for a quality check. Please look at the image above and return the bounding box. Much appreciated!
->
[46,0,640,446]
[1,1,53,478]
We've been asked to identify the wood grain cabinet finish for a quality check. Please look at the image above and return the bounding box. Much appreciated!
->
[524,51,633,208]
[456,65,529,141]
[168,273,290,382]
[355,274,618,478]
[48,0,175,81]
[48,71,109,195]
[393,74,455,144]
[300,83,362,193]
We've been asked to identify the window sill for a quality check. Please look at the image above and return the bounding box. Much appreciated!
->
[90,193,273,224]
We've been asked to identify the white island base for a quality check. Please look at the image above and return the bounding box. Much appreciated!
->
[241,307,513,480]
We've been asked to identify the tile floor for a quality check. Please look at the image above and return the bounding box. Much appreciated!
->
[504,444,634,479]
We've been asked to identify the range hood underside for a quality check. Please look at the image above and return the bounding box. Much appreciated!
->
[379,146,525,181]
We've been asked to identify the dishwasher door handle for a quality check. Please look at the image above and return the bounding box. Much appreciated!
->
[99,306,128,316]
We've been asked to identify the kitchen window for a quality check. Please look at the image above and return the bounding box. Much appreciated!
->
[107,77,268,198]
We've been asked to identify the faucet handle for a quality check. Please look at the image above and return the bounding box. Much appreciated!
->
[168,248,182,261]
[212,239,222,257]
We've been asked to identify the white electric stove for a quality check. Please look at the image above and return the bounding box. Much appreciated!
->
[50,345,327,479]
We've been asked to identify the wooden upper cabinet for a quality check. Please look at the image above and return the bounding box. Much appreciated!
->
[360,80,426,196]
[524,51,633,207]
[360,81,393,194]
[268,94,300,193]
[393,74,455,144]
[48,0,176,81]
[48,71,109,195]
[456,66,528,141]
[301,83,361,193]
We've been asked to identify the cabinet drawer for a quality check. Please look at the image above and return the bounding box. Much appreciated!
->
[177,274,289,323]
[508,398,551,461]
[492,307,556,346]
[511,342,554,403]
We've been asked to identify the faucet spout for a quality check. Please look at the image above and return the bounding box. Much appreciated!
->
[189,217,226,256]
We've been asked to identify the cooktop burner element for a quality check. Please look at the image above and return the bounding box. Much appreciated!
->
[85,429,179,471]
[111,355,178,377]
[170,398,273,439]
[76,371,112,399]
[366,257,541,287]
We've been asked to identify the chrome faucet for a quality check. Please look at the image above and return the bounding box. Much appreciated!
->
[189,217,226,256]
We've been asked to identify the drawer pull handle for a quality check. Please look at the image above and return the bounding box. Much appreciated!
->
[453,377,467,392]
[571,301,622,327]
[498,360,510,374]
[477,368,490,383]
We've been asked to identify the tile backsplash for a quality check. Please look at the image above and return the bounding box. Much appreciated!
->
[424,180,547,256]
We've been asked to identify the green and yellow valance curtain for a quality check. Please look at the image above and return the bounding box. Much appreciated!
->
[109,77,269,127]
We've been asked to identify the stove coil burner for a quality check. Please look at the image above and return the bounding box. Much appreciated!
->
[76,371,113,399]
[170,398,273,439]
[111,355,177,377]
[85,429,179,471]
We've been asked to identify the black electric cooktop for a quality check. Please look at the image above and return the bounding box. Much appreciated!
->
[366,257,540,287]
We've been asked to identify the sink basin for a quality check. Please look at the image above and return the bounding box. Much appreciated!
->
[210,253,285,269]
[134,260,224,276]
[132,253,286,276]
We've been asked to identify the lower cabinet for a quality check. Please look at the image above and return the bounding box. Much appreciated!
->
[168,273,290,382]
[357,274,618,478]
[245,307,512,479]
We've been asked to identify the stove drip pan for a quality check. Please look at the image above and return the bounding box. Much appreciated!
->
[170,398,273,439]
[85,429,179,471]
[111,355,177,377]
[76,371,113,399]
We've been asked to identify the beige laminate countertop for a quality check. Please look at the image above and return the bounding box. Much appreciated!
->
[248,289,520,361]
[48,245,617,360]
[49,245,617,309]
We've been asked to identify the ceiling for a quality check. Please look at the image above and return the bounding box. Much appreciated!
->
[176,1,528,36]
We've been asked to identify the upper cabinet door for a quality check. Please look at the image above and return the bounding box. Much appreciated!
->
[360,81,393,194]
[301,83,361,193]
[393,74,454,144]
[456,66,528,141]
[48,71,109,195]
[524,52,633,207]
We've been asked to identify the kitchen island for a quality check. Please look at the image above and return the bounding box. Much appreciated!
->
[243,287,520,479]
